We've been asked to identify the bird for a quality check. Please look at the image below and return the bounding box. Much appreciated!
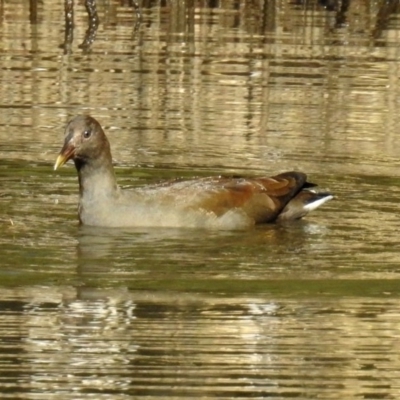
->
[54,115,333,229]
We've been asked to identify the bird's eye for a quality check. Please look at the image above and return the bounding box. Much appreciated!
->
[83,129,92,139]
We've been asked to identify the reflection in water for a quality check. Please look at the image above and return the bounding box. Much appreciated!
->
[62,0,141,52]
[1,1,400,176]
[75,222,337,284]
[0,286,399,398]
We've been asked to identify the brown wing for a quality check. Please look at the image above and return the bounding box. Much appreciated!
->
[189,171,309,223]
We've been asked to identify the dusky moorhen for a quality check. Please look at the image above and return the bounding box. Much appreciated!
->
[54,115,333,229]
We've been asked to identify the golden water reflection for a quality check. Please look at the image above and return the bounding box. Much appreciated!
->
[1,286,398,398]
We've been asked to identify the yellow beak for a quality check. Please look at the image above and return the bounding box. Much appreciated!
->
[54,141,76,171]
[54,153,69,170]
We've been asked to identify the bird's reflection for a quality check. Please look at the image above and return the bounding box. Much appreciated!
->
[75,220,331,282]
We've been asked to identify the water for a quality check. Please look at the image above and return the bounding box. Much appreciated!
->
[1,0,400,398]
[2,287,400,399]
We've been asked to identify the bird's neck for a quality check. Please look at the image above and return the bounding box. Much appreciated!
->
[75,153,118,200]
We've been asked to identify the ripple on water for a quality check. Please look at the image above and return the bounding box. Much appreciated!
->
[0,287,399,399]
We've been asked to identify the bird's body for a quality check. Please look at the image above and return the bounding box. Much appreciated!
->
[54,116,333,229]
